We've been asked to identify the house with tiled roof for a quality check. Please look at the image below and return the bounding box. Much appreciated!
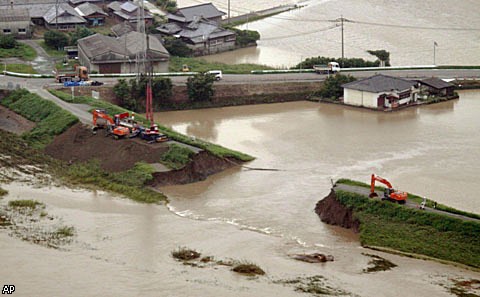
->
[43,3,86,30]
[75,3,107,26]
[107,1,152,25]
[0,7,32,38]
[166,3,225,25]
[78,32,169,74]
[342,74,419,109]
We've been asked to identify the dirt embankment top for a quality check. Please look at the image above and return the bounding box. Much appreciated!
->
[315,190,360,233]
[45,123,169,172]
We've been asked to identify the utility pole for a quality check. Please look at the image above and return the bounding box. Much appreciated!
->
[341,15,344,67]
[433,41,438,65]
[227,0,230,23]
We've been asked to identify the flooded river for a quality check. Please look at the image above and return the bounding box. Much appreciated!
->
[176,0,480,67]
[2,91,479,296]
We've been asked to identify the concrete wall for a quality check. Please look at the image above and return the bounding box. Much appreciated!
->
[344,88,363,106]
[0,20,32,38]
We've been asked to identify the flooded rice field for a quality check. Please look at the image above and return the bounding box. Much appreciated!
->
[1,91,479,296]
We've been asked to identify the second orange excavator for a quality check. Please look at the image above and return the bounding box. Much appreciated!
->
[369,174,408,204]
[92,109,130,139]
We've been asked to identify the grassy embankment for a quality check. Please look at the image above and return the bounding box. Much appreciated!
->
[5,64,38,74]
[160,143,195,170]
[168,56,275,74]
[334,180,480,268]
[0,43,37,61]
[0,90,167,203]
[48,89,254,162]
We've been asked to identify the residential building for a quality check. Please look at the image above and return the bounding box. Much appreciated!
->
[75,3,107,26]
[156,16,236,56]
[166,3,225,25]
[342,74,419,109]
[111,21,134,37]
[0,7,32,38]
[77,32,169,74]
[418,77,455,97]
[43,3,86,30]
[68,0,103,7]
[107,1,152,25]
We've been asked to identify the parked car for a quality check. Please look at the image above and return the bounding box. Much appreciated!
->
[207,70,222,81]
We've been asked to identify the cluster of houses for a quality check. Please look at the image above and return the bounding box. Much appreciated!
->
[0,0,239,73]
[341,74,456,110]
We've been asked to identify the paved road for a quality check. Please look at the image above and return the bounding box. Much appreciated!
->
[334,183,479,223]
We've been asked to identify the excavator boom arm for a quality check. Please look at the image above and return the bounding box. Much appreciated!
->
[370,174,393,194]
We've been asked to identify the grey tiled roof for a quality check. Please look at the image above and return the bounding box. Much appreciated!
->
[111,21,134,36]
[75,3,107,17]
[155,22,181,34]
[419,77,453,89]
[120,1,137,13]
[0,3,53,18]
[107,1,121,11]
[0,8,30,22]
[69,0,103,6]
[174,3,225,23]
[157,17,234,44]
[342,74,416,93]
[43,3,86,24]
[79,32,169,62]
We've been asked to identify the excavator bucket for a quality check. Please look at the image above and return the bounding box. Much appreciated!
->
[369,192,378,198]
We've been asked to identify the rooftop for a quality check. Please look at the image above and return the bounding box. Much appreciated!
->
[75,2,107,17]
[419,77,454,89]
[43,3,86,24]
[342,74,416,93]
[0,7,30,22]
[168,2,225,23]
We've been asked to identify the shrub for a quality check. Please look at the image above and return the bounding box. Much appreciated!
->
[171,247,201,261]
[8,199,44,209]
[0,187,8,197]
[161,143,194,169]
[232,262,265,276]
[163,37,192,57]
[293,56,379,69]
[229,28,260,47]
[113,77,173,111]
[317,74,356,100]
[0,35,17,49]
[187,72,215,102]
[44,30,69,50]
[69,27,94,45]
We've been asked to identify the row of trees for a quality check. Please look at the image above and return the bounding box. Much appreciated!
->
[293,50,391,69]
[44,27,95,50]
[113,73,216,111]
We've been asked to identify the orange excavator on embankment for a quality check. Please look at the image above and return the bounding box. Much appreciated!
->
[92,109,130,139]
[369,174,408,204]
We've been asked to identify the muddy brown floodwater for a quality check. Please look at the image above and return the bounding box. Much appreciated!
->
[1,91,479,296]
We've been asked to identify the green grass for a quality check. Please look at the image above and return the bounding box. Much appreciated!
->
[0,187,8,197]
[335,190,480,268]
[169,56,275,74]
[55,226,75,237]
[1,89,79,148]
[48,89,254,161]
[0,43,37,61]
[62,160,167,203]
[8,199,44,209]
[5,63,38,74]
[37,40,65,58]
[161,143,195,169]
[336,178,480,220]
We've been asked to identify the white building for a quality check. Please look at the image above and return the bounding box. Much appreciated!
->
[342,74,419,109]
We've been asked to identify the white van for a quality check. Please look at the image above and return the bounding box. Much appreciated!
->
[207,70,223,80]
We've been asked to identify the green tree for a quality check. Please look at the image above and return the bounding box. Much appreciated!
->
[0,35,17,49]
[163,37,192,57]
[113,77,173,111]
[293,56,379,69]
[229,28,260,47]
[44,30,69,50]
[69,27,94,45]
[367,49,391,66]
[187,72,215,102]
[113,79,137,111]
[317,74,356,100]
[156,0,177,13]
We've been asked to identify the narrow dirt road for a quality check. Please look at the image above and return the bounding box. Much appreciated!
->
[18,40,56,75]
[334,183,480,223]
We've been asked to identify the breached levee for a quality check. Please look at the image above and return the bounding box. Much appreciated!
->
[315,181,480,269]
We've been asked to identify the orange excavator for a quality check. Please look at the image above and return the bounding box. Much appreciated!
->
[92,109,130,139]
[369,174,408,204]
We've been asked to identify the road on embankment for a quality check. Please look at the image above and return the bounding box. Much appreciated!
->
[1,68,480,125]
[334,183,480,223]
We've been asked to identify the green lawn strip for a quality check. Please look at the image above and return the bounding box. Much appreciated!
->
[5,63,38,74]
[61,160,166,203]
[1,89,79,148]
[168,56,274,74]
[48,89,254,161]
[0,43,37,61]
[335,190,480,267]
[336,179,480,220]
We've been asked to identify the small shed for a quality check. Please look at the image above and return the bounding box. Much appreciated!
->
[0,8,32,38]
[418,77,455,97]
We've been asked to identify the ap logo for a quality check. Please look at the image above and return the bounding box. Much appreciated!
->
[2,285,15,294]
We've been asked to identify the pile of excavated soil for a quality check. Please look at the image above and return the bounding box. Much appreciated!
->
[0,106,35,135]
[45,123,169,172]
[151,151,239,186]
[315,190,360,233]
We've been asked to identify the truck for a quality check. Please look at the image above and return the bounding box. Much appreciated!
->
[55,65,89,83]
[313,62,340,74]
